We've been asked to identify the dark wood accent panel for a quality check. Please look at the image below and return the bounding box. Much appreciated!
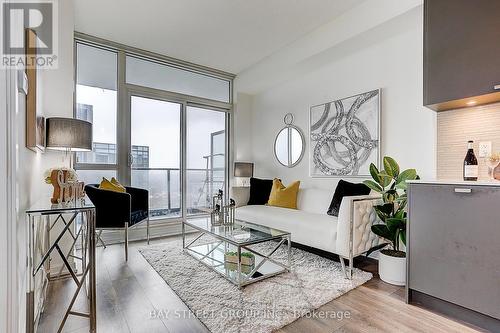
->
[424,0,500,111]
[25,29,37,149]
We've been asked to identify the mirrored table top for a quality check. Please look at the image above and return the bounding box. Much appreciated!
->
[26,197,95,215]
[185,217,290,245]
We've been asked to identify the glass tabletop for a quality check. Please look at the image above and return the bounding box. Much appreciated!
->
[26,197,95,214]
[185,217,290,245]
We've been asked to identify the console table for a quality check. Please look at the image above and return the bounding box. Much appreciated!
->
[26,199,96,333]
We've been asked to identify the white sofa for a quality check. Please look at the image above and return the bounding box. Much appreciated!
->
[232,187,381,278]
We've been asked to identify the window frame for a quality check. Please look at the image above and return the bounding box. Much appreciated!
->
[74,33,234,227]
[74,41,119,171]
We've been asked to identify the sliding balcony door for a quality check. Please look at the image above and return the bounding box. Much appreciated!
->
[126,96,228,220]
[186,106,227,215]
[130,95,182,219]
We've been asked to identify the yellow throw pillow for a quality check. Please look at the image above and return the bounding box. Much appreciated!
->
[268,178,300,209]
[110,177,126,192]
[99,177,126,193]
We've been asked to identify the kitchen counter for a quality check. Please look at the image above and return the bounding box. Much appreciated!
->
[407,179,500,187]
[407,182,500,332]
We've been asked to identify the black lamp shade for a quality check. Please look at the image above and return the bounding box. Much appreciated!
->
[234,162,254,177]
[46,117,92,151]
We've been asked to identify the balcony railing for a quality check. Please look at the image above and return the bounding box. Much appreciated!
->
[131,167,225,218]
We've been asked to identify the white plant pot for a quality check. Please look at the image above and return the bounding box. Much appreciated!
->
[378,251,406,286]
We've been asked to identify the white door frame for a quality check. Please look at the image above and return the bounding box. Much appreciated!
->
[0,67,9,333]
[1,65,19,332]
[2,0,22,326]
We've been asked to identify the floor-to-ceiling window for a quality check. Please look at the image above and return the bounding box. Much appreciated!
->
[75,43,119,184]
[74,36,233,230]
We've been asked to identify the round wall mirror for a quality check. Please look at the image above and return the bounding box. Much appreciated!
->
[274,113,305,168]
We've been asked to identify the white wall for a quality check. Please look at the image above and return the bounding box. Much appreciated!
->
[11,0,75,331]
[234,4,436,190]
[233,92,253,162]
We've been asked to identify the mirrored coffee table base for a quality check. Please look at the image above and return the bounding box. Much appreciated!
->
[182,218,291,288]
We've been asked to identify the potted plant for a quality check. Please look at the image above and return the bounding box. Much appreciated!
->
[363,156,418,286]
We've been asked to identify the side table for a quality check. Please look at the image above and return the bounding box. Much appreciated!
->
[25,198,96,333]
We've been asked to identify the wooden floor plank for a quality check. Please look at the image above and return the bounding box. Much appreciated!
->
[36,236,486,333]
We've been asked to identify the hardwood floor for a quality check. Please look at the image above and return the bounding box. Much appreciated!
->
[37,236,487,333]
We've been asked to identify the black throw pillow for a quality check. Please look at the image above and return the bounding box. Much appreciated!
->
[247,177,274,205]
[327,180,371,217]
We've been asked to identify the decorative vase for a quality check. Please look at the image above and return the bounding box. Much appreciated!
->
[378,250,406,286]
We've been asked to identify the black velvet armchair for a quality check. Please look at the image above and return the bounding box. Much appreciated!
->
[85,184,150,260]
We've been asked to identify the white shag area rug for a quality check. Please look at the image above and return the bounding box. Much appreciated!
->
[139,240,372,333]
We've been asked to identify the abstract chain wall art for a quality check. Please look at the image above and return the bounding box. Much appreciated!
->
[309,89,380,177]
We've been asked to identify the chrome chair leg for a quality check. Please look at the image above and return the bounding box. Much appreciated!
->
[146,218,150,245]
[124,222,129,261]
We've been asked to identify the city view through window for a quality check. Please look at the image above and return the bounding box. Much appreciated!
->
[75,42,230,221]
[76,87,226,219]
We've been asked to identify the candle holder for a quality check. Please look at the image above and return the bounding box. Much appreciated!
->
[210,190,236,225]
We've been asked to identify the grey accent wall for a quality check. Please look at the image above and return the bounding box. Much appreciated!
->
[437,102,500,180]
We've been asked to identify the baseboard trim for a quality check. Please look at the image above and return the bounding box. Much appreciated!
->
[290,242,378,265]
[99,220,197,246]
[409,289,500,332]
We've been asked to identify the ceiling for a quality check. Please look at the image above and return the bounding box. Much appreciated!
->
[74,0,364,74]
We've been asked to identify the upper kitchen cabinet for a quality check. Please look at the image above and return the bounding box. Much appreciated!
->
[424,0,500,111]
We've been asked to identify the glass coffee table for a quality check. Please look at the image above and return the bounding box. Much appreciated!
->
[182,217,292,288]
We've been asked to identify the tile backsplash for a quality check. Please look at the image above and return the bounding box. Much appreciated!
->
[437,102,500,180]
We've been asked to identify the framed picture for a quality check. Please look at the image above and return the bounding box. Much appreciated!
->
[309,89,380,177]
[25,28,45,152]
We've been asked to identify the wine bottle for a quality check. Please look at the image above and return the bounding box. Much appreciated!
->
[463,140,478,181]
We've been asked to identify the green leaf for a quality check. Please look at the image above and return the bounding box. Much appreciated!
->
[399,230,406,246]
[395,169,417,189]
[383,157,393,177]
[395,182,407,190]
[373,207,388,222]
[386,217,406,234]
[383,156,400,178]
[383,189,398,204]
[398,199,407,211]
[378,171,393,187]
[363,180,383,193]
[371,224,393,240]
[369,163,381,184]
[397,193,407,200]
[375,203,394,215]
[365,242,390,257]
[394,208,405,219]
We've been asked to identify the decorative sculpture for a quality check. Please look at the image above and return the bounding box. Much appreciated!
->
[210,189,236,225]
[46,168,85,204]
